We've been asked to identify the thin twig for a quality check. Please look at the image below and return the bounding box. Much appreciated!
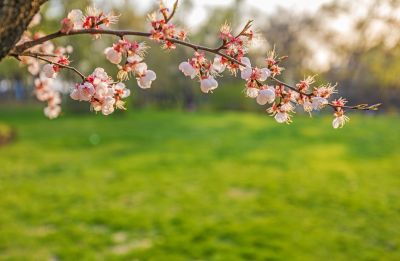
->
[166,0,179,23]
[16,53,86,80]
[235,20,253,38]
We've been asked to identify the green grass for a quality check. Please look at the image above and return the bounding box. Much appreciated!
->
[0,108,399,260]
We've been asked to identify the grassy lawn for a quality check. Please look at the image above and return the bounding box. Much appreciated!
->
[0,108,399,260]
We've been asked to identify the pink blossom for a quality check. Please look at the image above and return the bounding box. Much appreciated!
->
[68,9,83,27]
[256,87,275,105]
[127,54,143,64]
[240,57,253,80]
[274,112,290,124]
[101,97,116,115]
[114,83,131,99]
[332,115,349,129]
[104,47,122,64]
[200,77,218,93]
[42,64,58,79]
[94,82,113,100]
[92,68,109,81]
[70,82,95,101]
[212,56,226,74]
[179,61,197,78]
[311,96,328,110]
[28,61,40,75]
[137,70,156,89]
[258,68,271,81]
[44,105,61,119]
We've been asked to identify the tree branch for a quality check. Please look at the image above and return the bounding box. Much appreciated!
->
[11,52,86,80]
[166,0,179,23]
[11,28,380,111]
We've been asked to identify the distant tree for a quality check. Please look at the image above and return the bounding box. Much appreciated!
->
[310,0,400,108]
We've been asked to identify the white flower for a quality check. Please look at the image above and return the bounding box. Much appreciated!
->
[127,54,143,64]
[179,62,197,79]
[41,42,54,54]
[91,100,102,112]
[275,112,290,123]
[94,82,113,100]
[101,97,116,115]
[212,56,226,74]
[280,102,294,112]
[240,57,252,68]
[70,82,95,101]
[28,61,40,75]
[92,68,109,81]
[332,115,349,129]
[134,63,148,75]
[311,96,328,110]
[35,90,51,102]
[67,9,83,28]
[259,68,271,81]
[241,67,253,80]
[34,78,52,101]
[137,70,156,89]
[48,92,62,107]
[42,64,57,79]
[200,76,218,93]
[290,92,300,103]
[240,57,253,80]
[114,83,131,98]
[256,87,275,105]
[44,105,61,119]
[245,87,259,98]
[104,47,122,64]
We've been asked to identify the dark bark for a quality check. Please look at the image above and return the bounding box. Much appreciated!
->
[0,0,47,61]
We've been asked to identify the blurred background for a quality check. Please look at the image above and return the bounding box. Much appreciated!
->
[0,0,399,260]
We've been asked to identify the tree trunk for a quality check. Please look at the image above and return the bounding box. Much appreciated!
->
[0,0,47,61]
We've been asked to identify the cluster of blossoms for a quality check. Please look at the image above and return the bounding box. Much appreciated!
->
[70,68,130,115]
[177,30,348,127]
[61,6,119,36]
[216,22,256,74]
[16,14,74,119]
[104,39,156,89]
[34,76,62,119]
[331,98,350,128]
[17,27,73,76]
[148,2,187,49]
[17,7,126,118]
[11,1,378,126]
[42,56,71,79]
[179,52,219,93]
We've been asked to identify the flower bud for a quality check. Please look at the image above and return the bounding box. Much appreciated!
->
[104,47,122,64]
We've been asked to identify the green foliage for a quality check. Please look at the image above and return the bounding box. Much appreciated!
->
[0,108,399,260]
